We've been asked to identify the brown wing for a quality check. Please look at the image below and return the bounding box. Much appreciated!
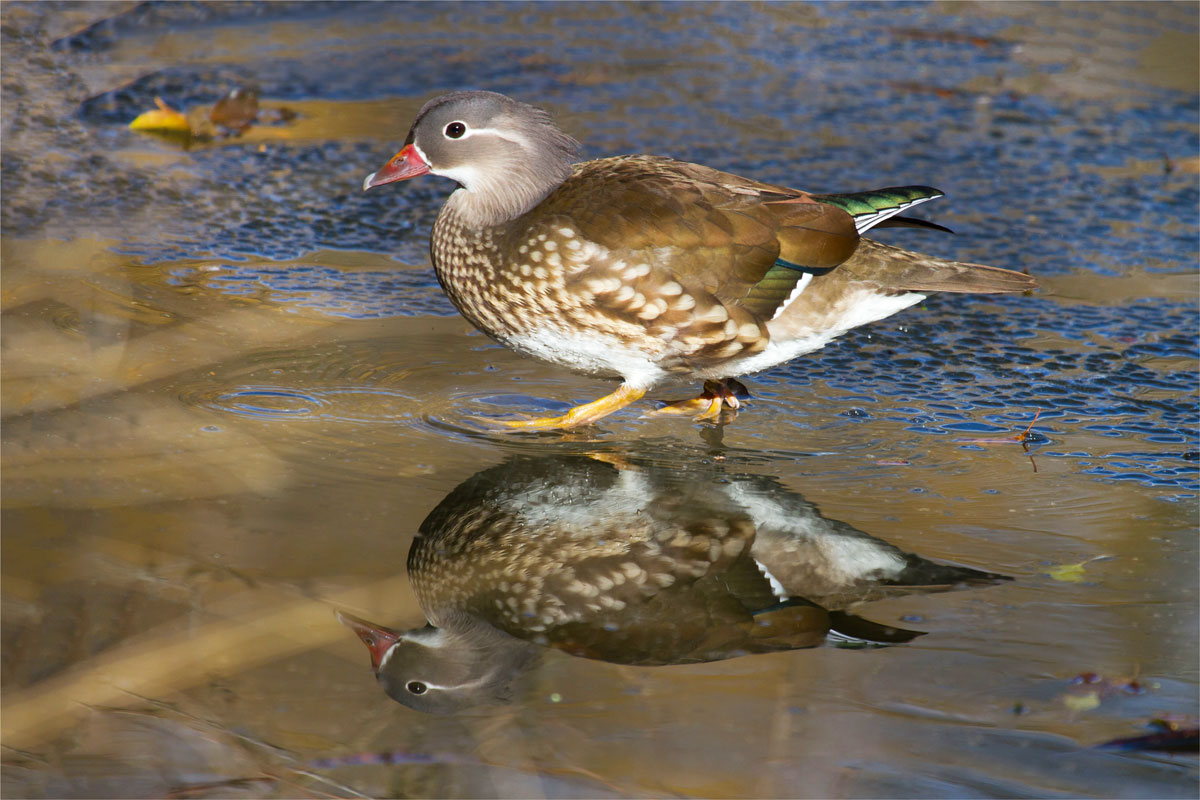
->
[515,156,860,369]
[543,156,858,301]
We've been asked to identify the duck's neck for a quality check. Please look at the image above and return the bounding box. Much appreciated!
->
[440,156,574,229]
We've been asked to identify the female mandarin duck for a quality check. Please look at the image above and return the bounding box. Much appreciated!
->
[364,91,1034,429]
[338,451,1009,713]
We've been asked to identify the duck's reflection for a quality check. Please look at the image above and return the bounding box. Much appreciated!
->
[341,452,1009,713]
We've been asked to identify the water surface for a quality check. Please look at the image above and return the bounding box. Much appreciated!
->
[2,2,1197,797]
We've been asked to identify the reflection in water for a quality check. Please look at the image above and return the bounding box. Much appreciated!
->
[342,452,1009,713]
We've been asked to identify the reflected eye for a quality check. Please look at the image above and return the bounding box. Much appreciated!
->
[444,121,466,139]
[406,680,428,695]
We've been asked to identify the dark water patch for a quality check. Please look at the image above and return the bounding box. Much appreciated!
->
[50,1,349,53]
[764,295,1198,491]
[6,2,1194,290]
[163,259,455,319]
[67,138,450,270]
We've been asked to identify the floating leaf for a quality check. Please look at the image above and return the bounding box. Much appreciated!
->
[129,97,190,134]
[1046,554,1112,583]
[1063,692,1101,713]
[210,88,259,131]
[1048,562,1088,582]
[128,88,294,144]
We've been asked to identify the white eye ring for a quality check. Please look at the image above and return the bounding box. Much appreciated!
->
[444,121,467,139]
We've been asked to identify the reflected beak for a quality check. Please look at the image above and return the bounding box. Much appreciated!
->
[362,144,431,190]
[336,610,402,671]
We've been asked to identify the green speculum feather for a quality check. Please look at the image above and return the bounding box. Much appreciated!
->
[813,185,943,218]
[739,262,823,318]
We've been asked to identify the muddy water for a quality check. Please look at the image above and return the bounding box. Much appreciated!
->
[2,2,1197,797]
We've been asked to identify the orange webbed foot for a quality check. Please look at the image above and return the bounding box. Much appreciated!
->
[645,379,749,422]
[491,384,647,430]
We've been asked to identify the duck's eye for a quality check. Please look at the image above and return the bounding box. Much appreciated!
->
[444,121,466,139]
[407,680,428,695]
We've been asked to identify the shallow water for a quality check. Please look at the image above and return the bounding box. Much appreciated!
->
[2,2,1197,797]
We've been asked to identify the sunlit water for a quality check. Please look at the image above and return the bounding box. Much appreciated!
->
[2,2,1197,797]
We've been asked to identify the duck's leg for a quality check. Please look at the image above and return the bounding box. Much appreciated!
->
[497,384,647,430]
[647,379,750,421]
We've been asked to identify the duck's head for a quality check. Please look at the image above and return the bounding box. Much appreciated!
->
[363,90,580,227]
[337,610,539,714]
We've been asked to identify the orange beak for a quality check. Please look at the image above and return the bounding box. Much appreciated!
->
[362,144,431,190]
[336,610,401,671]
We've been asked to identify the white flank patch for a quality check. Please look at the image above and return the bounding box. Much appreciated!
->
[826,290,928,333]
[723,290,927,378]
[813,535,909,582]
[726,483,910,583]
[853,195,938,234]
[755,559,790,601]
[506,327,666,389]
[770,272,813,321]
[516,468,653,533]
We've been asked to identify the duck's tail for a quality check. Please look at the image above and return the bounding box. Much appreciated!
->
[845,238,1037,294]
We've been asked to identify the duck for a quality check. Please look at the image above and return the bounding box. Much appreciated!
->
[339,451,1010,713]
[364,90,1034,429]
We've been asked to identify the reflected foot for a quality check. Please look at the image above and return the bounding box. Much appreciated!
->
[647,379,750,422]
[492,384,647,430]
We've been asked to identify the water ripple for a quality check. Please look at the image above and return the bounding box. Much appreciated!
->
[199,385,416,424]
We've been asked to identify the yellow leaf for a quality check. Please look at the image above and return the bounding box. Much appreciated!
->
[1046,555,1111,583]
[1063,692,1100,713]
[1048,562,1087,582]
[129,97,191,134]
